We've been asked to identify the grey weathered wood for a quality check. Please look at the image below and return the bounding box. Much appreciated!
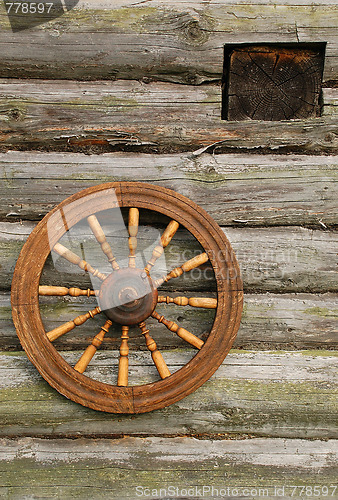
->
[322,88,338,115]
[0,350,336,438]
[0,80,337,152]
[1,151,337,226]
[1,222,337,293]
[0,1,336,83]
[0,436,337,499]
[1,292,337,351]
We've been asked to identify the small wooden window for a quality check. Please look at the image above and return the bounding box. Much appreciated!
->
[222,43,326,121]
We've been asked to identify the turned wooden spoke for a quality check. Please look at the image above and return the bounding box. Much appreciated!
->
[53,242,107,281]
[154,252,209,287]
[46,306,101,342]
[74,319,112,374]
[158,295,217,309]
[139,321,170,379]
[87,215,119,270]
[128,208,139,268]
[145,220,179,273]
[117,326,129,387]
[39,285,97,297]
[152,311,204,350]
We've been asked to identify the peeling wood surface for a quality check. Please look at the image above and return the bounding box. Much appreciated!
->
[0,80,337,152]
[0,350,336,439]
[1,221,337,293]
[1,292,337,351]
[0,436,337,499]
[1,151,337,226]
[0,2,337,83]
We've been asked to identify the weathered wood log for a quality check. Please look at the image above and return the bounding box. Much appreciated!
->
[225,46,324,120]
[0,80,337,152]
[322,88,338,115]
[0,350,336,438]
[2,292,336,351]
[0,1,336,83]
[1,222,336,293]
[0,436,336,499]
[1,151,337,227]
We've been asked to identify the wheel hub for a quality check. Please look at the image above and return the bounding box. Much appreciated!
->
[98,268,158,326]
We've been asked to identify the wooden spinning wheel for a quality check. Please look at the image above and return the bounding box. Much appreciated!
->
[11,182,243,413]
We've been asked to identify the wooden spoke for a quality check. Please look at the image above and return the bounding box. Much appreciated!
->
[39,286,97,297]
[154,252,209,287]
[152,311,204,350]
[145,220,179,273]
[117,326,129,387]
[53,242,107,281]
[87,215,120,270]
[139,321,170,379]
[74,319,112,374]
[158,295,217,309]
[128,208,139,268]
[46,306,101,342]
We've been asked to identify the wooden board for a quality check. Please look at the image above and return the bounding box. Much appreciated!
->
[322,88,338,115]
[0,436,337,499]
[1,222,337,293]
[0,350,336,439]
[0,80,337,152]
[0,1,337,83]
[1,151,337,226]
[1,292,337,351]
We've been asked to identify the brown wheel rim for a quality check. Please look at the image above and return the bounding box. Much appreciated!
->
[11,182,243,413]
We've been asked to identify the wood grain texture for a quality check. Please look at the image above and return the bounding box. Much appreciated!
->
[0,80,337,153]
[1,292,337,351]
[0,437,337,499]
[225,46,324,120]
[0,1,336,82]
[1,151,337,227]
[1,222,336,293]
[0,350,336,438]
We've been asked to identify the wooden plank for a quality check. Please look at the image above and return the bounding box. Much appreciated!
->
[1,151,337,226]
[0,350,336,438]
[323,88,338,115]
[0,437,337,500]
[1,222,336,293]
[0,2,336,82]
[1,292,337,351]
[0,80,337,152]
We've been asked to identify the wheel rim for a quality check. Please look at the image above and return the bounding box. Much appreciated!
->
[11,182,243,413]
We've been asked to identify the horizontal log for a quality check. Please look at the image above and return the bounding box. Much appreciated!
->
[1,222,337,293]
[0,2,336,83]
[0,437,337,500]
[0,80,337,152]
[322,88,338,115]
[1,151,337,227]
[0,350,336,438]
[1,292,337,351]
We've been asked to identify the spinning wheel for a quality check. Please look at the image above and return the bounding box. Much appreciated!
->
[11,182,243,413]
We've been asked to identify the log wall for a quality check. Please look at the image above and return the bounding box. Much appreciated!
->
[0,0,337,497]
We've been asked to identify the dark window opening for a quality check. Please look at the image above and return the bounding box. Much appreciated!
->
[222,43,326,121]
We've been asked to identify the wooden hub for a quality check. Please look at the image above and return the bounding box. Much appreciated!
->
[98,268,158,326]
